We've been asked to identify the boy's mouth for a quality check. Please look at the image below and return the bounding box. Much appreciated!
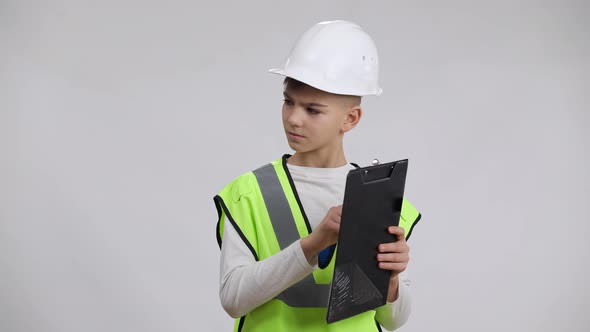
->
[288,132,305,139]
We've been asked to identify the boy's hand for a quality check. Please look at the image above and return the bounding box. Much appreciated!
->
[301,205,342,262]
[377,226,409,302]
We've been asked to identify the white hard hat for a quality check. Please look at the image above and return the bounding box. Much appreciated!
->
[269,20,382,97]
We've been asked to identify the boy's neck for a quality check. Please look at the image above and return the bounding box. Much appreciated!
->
[287,150,348,168]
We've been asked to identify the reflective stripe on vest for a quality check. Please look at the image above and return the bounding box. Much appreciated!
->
[253,163,330,307]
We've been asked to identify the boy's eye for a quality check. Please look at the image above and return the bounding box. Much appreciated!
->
[306,108,320,115]
[283,99,294,106]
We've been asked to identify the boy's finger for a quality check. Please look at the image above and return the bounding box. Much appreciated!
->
[388,226,405,236]
[332,215,341,224]
[379,241,408,253]
[378,262,407,271]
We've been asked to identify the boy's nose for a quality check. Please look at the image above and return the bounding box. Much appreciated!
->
[287,109,304,127]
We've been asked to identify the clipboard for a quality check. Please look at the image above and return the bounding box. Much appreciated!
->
[326,159,408,323]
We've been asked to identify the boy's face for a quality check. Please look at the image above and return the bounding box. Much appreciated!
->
[282,83,361,156]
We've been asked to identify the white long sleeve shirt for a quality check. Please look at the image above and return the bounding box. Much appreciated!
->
[219,161,412,331]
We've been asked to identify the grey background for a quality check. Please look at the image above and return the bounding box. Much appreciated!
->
[1,1,589,331]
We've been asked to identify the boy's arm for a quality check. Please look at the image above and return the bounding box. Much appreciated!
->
[219,218,315,318]
[374,272,412,331]
[219,205,342,318]
[374,225,413,330]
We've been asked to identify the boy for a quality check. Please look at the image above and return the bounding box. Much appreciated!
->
[214,20,421,332]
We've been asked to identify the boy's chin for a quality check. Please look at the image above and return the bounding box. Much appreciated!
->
[287,143,310,154]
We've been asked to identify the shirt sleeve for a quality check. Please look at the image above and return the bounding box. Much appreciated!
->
[219,216,316,318]
[374,271,412,331]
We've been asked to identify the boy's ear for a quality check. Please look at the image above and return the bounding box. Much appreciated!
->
[342,106,362,133]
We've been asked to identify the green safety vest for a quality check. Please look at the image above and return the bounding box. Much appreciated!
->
[214,155,421,332]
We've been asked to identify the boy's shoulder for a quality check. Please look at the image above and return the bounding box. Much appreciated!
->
[218,168,255,193]
[217,156,283,198]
